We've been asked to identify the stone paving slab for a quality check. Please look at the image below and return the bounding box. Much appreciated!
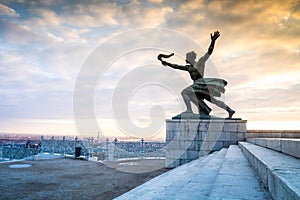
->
[239,142,300,200]
[0,158,168,200]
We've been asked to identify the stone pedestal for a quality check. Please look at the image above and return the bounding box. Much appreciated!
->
[165,119,247,168]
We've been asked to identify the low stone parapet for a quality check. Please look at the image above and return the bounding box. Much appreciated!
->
[239,142,300,200]
[246,138,300,159]
[246,130,300,138]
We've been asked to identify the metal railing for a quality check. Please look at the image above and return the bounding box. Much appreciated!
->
[98,138,166,161]
[1,145,39,160]
[1,136,166,161]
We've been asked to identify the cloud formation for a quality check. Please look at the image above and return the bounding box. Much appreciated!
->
[0,3,19,17]
[0,0,300,137]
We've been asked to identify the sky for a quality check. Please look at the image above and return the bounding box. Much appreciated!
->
[0,0,300,139]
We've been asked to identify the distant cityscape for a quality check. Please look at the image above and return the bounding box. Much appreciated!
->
[0,133,165,143]
[0,133,166,161]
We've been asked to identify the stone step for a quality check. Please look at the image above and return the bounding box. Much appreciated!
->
[239,142,300,200]
[173,148,228,199]
[208,145,272,199]
[246,138,300,159]
[114,148,228,200]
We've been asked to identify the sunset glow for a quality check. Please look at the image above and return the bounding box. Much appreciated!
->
[1,0,300,138]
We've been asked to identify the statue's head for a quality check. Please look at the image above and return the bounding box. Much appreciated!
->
[186,51,197,64]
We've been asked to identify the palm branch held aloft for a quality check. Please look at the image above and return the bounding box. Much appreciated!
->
[158,31,235,118]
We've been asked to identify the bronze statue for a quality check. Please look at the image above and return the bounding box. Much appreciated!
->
[158,31,235,119]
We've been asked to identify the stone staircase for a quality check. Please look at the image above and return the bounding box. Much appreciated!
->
[115,138,300,200]
[208,145,270,199]
[116,145,269,199]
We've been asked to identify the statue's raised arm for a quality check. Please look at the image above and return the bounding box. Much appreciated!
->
[208,31,220,55]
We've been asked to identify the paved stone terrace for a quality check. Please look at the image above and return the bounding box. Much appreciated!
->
[0,158,168,200]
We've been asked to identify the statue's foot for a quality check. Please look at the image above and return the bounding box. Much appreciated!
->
[172,110,195,119]
[183,109,193,113]
[228,110,235,118]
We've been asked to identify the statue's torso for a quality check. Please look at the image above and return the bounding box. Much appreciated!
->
[188,64,204,82]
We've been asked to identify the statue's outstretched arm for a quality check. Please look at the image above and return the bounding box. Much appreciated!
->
[162,61,189,71]
[158,53,188,71]
[208,31,220,55]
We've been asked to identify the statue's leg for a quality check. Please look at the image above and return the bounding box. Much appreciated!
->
[181,87,194,113]
[182,88,211,115]
[197,99,212,115]
[206,96,235,118]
